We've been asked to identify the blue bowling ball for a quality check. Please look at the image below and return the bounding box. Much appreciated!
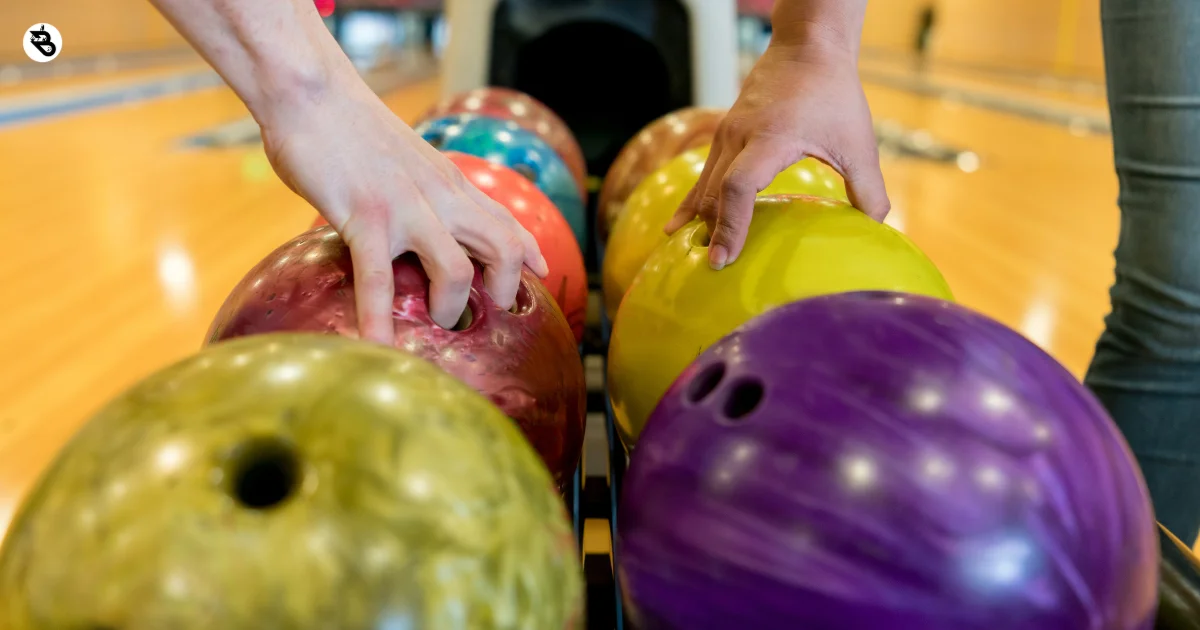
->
[416,114,587,248]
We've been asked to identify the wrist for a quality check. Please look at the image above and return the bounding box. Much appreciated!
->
[242,30,352,131]
[769,0,864,62]
[770,21,860,63]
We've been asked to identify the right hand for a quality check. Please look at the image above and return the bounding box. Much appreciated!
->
[258,76,548,340]
[666,38,888,271]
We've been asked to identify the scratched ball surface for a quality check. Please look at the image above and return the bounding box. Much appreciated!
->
[0,334,584,629]
[205,227,586,490]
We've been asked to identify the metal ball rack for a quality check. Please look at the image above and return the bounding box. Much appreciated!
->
[559,199,632,629]
[563,280,630,630]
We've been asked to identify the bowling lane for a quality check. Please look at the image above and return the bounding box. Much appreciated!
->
[862,75,1118,378]
[0,59,210,100]
[859,53,1109,111]
[0,75,442,536]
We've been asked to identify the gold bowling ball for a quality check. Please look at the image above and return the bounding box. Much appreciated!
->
[0,334,583,629]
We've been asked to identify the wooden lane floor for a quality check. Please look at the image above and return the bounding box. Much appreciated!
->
[0,58,211,100]
[860,53,1109,111]
[863,75,1118,379]
[0,76,443,536]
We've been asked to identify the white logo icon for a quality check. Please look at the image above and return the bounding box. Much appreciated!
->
[24,24,62,63]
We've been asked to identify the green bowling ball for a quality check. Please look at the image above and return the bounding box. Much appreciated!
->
[0,334,583,629]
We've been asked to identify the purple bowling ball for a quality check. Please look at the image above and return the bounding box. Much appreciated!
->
[617,291,1159,630]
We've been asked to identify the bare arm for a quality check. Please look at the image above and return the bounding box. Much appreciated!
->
[148,0,348,126]
[770,0,869,58]
[148,0,547,334]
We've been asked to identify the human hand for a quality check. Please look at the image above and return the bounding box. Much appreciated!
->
[666,41,888,270]
[259,77,548,339]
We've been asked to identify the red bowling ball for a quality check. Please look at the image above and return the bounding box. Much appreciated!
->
[445,151,587,342]
[206,226,586,490]
[421,87,587,197]
[308,155,587,342]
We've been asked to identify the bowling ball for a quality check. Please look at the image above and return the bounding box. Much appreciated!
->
[608,194,952,447]
[0,334,583,628]
[445,151,588,342]
[601,146,849,321]
[423,87,587,197]
[207,227,586,490]
[415,113,587,248]
[618,292,1158,630]
[597,107,724,244]
[308,154,590,343]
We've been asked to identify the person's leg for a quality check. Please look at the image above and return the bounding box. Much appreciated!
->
[1087,0,1200,540]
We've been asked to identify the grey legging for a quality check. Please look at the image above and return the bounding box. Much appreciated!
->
[1086,0,1200,542]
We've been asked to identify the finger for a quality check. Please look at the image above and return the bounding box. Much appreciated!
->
[458,180,548,277]
[670,139,727,235]
[443,204,525,310]
[697,149,738,232]
[710,139,804,269]
[830,127,891,222]
[410,219,476,330]
[664,185,701,235]
[342,213,399,345]
[430,150,549,277]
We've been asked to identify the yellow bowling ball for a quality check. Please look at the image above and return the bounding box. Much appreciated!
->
[601,146,849,321]
[0,334,583,628]
[607,194,954,448]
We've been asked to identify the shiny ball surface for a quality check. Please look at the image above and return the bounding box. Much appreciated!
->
[0,334,583,629]
[415,114,587,249]
[597,107,724,244]
[619,292,1157,630]
[422,87,587,197]
[445,151,587,343]
[208,227,586,490]
[601,146,848,320]
[608,194,952,447]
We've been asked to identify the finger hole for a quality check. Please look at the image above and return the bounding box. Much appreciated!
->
[690,224,712,248]
[446,289,483,332]
[508,278,535,316]
[426,132,446,150]
[722,378,765,421]
[226,437,302,511]
[511,163,538,182]
[451,306,474,331]
[686,362,725,404]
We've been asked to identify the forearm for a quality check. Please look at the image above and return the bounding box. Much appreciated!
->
[149,0,353,123]
[770,0,868,58]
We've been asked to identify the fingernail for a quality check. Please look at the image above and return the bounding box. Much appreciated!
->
[709,244,729,271]
[538,253,549,275]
